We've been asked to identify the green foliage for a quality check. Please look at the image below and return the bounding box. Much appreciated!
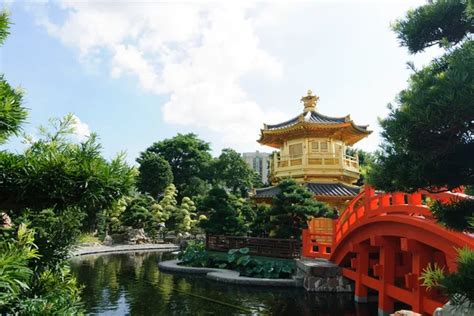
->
[159,184,178,219]
[168,197,197,234]
[0,10,10,45]
[20,264,83,315]
[252,171,265,188]
[77,232,100,245]
[0,75,27,144]
[465,186,474,196]
[210,148,255,196]
[97,197,128,237]
[224,248,294,279]
[369,0,474,193]
[120,194,156,230]
[346,148,375,186]
[178,244,295,279]
[0,224,38,309]
[0,114,135,231]
[179,176,210,201]
[199,188,248,236]
[430,199,474,232]
[16,207,85,269]
[136,151,173,198]
[269,179,334,239]
[143,133,212,199]
[392,0,473,53]
[0,225,83,315]
[177,240,209,267]
[421,247,474,307]
[0,12,28,144]
[249,203,271,237]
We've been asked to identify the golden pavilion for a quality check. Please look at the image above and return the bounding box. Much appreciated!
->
[254,90,372,209]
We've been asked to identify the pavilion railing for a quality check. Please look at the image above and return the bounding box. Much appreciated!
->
[206,234,301,259]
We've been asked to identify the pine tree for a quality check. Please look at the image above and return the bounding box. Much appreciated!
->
[269,179,334,239]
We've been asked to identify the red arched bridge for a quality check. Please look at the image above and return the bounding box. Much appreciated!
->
[302,185,474,316]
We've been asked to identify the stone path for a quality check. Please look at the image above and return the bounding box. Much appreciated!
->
[72,243,179,257]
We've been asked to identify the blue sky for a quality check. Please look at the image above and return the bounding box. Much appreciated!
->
[1,1,439,164]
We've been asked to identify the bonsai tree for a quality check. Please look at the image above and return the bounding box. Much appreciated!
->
[199,188,248,236]
[269,179,334,239]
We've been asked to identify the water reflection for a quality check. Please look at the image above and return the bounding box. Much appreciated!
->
[70,251,377,316]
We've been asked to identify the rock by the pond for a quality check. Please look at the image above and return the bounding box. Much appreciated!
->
[125,228,150,245]
[433,301,474,316]
[296,258,352,292]
[103,235,113,246]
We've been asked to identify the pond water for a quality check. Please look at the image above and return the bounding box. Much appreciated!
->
[70,251,378,316]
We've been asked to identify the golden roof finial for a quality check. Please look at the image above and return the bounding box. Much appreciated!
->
[301,89,319,112]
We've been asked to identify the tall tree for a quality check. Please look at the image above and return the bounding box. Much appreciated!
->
[211,148,255,196]
[0,13,27,144]
[377,1,474,306]
[346,148,374,186]
[0,13,87,314]
[136,151,173,198]
[199,188,248,236]
[142,133,212,198]
[269,179,334,239]
[369,0,474,193]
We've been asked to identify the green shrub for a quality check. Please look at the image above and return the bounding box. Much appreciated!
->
[77,233,100,245]
[177,241,209,267]
[0,224,38,309]
[421,247,474,306]
[0,224,84,315]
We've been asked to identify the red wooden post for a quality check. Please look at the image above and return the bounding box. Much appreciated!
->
[351,243,370,303]
[371,236,397,316]
[401,238,432,314]
[391,192,405,205]
[364,185,375,214]
[302,229,311,257]
[408,192,422,206]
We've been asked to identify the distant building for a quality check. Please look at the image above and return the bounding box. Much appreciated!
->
[242,151,271,185]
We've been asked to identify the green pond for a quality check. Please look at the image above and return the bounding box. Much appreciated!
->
[70,251,378,315]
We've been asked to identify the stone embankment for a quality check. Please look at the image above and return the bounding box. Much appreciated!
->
[158,259,298,287]
[72,243,179,257]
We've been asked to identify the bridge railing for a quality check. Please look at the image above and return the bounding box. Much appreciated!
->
[302,185,467,259]
[302,217,335,259]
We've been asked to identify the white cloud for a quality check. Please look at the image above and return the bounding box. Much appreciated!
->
[71,114,91,141]
[35,1,287,152]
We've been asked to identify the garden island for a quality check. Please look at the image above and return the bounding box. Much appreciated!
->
[1,1,473,316]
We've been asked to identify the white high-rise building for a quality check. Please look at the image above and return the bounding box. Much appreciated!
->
[242,151,271,185]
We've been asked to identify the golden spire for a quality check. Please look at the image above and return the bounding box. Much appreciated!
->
[301,89,319,112]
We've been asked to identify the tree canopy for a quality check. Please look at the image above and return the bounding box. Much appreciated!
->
[136,151,173,198]
[210,148,255,196]
[392,0,473,53]
[369,0,474,193]
[142,133,212,199]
